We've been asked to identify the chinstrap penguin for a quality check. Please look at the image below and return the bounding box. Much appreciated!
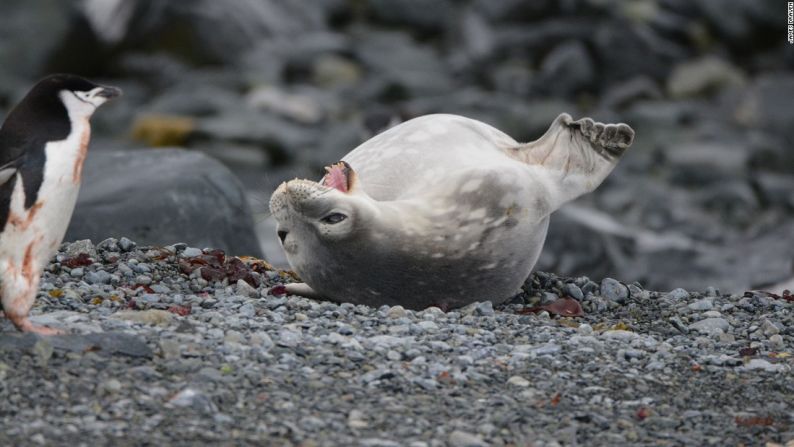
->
[0,74,121,334]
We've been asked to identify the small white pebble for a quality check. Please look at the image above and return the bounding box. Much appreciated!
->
[507,375,530,387]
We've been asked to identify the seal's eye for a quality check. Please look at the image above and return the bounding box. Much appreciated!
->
[320,213,347,224]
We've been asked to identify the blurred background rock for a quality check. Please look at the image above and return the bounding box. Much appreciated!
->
[1,0,791,293]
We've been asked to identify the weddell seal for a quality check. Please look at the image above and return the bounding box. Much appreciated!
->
[270,113,634,310]
[0,74,121,333]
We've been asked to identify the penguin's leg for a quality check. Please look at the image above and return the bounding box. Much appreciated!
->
[1,265,62,335]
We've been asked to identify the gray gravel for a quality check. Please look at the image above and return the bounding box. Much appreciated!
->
[0,239,791,446]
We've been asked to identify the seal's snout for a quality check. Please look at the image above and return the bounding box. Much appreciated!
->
[278,229,289,243]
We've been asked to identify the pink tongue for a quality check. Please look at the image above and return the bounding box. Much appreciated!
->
[322,163,349,192]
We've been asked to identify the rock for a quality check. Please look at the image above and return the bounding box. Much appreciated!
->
[688,318,730,334]
[535,40,594,98]
[593,21,687,84]
[667,56,745,98]
[246,86,324,124]
[360,439,401,447]
[113,310,175,327]
[686,0,777,46]
[130,115,196,147]
[354,30,454,97]
[494,18,595,58]
[65,240,98,260]
[489,62,533,97]
[66,149,262,257]
[666,288,690,300]
[181,247,203,258]
[448,430,487,447]
[754,173,794,209]
[688,299,714,311]
[85,270,112,285]
[0,332,152,358]
[602,330,639,341]
[119,237,136,252]
[760,319,780,336]
[739,359,789,373]
[298,120,369,169]
[456,8,495,61]
[277,329,302,348]
[135,275,153,286]
[473,0,556,22]
[416,320,438,333]
[738,74,794,142]
[82,0,327,66]
[0,0,74,78]
[664,141,750,184]
[32,338,53,367]
[601,76,663,110]
[159,339,181,359]
[669,317,689,334]
[169,387,217,414]
[312,55,362,88]
[100,378,123,394]
[600,278,629,304]
[475,301,494,316]
[368,335,409,349]
[507,376,530,387]
[235,279,258,298]
[145,85,241,118]
[563,283,584,301]
[768,334,784,349]
[347,409,369,429]
[365,0,453,33]
[196,110,316,158]
[386,306,407,319]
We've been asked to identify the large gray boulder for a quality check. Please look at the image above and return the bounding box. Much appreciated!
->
[0,0,74,78]
[66,149,262,257]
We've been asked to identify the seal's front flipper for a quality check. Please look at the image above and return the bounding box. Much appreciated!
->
[516,113,634,208]
[285,282,322,299]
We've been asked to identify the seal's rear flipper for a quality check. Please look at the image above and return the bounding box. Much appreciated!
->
[515,113,634,209]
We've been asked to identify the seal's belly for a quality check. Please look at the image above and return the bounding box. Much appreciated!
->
[312,213,550,310]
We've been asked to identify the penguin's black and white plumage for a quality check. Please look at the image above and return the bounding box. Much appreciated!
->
[0,74,121,334]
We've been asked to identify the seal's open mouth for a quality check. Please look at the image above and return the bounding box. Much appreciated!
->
[321,161,353,193]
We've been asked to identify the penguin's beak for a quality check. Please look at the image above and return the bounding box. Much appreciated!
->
[96,86,123,99]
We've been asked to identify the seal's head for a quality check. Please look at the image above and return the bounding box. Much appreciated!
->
[269,162,380,289]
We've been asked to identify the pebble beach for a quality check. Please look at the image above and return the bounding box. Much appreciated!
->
[1,239,790,446]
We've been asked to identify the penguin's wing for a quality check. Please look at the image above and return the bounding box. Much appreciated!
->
[0,163,17,185]
[0,133,45,208]
[0,135,24,186]
[0,131,28,182]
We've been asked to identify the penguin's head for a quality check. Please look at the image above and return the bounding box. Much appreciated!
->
[49,74,122,119]
[27,74,122,121]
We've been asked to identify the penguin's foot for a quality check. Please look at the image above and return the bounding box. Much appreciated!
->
[6,313,63,335]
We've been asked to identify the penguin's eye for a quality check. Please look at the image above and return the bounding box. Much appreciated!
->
[320,213,347,224]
